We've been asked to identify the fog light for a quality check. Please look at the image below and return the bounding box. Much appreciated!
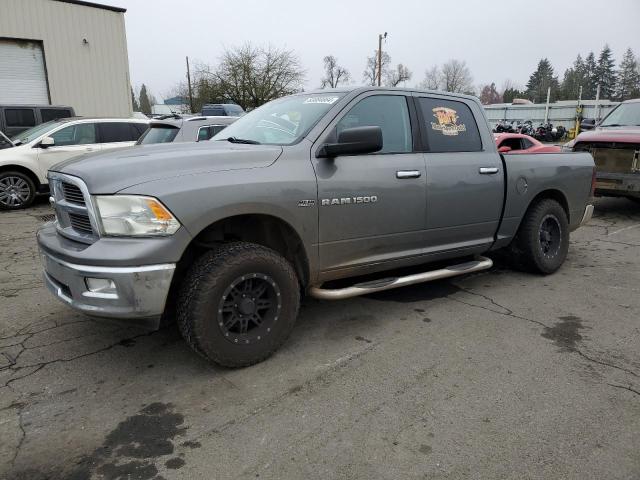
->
[85,277,116,294]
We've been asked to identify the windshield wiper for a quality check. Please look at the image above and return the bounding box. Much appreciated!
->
[224,136,261,145]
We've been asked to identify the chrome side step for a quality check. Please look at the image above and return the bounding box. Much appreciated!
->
[309,256,493,300]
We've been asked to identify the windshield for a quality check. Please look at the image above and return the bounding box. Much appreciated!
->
[137,125,179,145]
[211,93,345,145]
[600,102,640,127]
[11,120,61,145]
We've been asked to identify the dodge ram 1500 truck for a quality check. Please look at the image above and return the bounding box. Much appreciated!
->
[37,87,595,367]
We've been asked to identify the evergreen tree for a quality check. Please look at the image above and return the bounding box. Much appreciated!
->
[583,52,598,99]
[615,48,640,101]
[502,87,525,103]
[595,44,617,99]
[559,54,585,100]
[526,58,560,103]
[131,86,139,111]
[139,84,152,114]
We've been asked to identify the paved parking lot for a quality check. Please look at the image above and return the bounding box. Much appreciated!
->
[1,197,639,480]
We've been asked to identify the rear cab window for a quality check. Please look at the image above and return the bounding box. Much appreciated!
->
[416,97,482,152]
[40,108,73,123]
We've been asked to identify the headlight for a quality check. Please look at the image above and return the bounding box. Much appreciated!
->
[94,195,180,236]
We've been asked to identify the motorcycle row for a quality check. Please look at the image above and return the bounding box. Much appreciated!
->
[493,120,567,142]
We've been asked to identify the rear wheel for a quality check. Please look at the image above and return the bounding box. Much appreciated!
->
[510,198,569,274]
[0,171,36,210]
[177,242,300,367]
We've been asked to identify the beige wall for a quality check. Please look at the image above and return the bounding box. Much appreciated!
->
[0,0,132,117]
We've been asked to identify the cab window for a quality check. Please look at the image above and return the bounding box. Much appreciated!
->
[337,95,412,154]
[418,97,482,152]
[51,123,97,146]
[4,108,36,128]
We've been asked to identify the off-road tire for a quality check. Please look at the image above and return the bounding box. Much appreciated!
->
[509,198,569,274]
[177,242,300,367]
[0,171,36,210]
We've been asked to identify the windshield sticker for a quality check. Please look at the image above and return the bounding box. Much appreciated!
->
[431,107,466,136]
[304,96,340,105]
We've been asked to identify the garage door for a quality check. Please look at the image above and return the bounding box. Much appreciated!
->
[0,39,50,104]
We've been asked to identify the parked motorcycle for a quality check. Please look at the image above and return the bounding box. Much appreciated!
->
[533,123,567,142]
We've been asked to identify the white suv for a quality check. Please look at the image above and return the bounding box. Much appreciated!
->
[0,117,149,209]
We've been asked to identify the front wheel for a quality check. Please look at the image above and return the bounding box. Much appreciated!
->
[510,198,569,274]
[0,171,36,210]
[177,242,300,367]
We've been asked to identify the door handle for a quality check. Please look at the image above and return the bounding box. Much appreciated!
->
[479,167,499,174]
[396,170,421,179]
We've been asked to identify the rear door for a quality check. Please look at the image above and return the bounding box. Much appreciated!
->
[97,122,145,150]
[313,92,427,273]
[415,94,503,252]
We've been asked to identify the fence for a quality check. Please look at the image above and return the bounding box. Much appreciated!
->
[483,100,619,130]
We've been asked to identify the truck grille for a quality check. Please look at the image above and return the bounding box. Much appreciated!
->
[61,182,86,205]
[576,142,640,174]
[68,212,93,234]
[49,173,98,244]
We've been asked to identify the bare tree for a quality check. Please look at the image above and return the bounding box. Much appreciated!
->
[441,59,474,94]
[419,66,441,90]
[320,55,351,88]
[479,82,503,104]
[213,43,305,110]
[363,50,391,86]
[385,63,412,87]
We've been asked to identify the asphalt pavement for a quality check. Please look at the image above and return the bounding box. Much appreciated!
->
[1,197,639,480]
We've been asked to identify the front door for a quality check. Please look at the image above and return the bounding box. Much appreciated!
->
[415,94,504,252]
[313,93,427,274]
[36,122,101,178]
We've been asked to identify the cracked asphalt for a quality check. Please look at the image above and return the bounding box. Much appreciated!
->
[1,197,639,480]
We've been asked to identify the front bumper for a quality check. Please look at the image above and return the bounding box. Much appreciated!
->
[40,248,175,320]
[595,172,640,198]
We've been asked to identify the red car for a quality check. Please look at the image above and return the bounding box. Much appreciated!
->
[494,133,562,154]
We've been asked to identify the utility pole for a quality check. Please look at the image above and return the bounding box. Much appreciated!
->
[377,32,387,87]
[186,56,194,114]
[543,86,551,124]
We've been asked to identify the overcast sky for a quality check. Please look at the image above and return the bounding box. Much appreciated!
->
[107,0,640,101]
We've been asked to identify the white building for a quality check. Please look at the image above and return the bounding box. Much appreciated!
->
[0,0,132,117]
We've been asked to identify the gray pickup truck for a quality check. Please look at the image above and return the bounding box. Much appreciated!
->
[38,87,595,367]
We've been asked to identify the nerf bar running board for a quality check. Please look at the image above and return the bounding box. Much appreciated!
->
[309,256,493,300]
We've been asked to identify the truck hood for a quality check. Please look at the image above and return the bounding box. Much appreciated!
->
[575,126,640,144]
[50,141,283,193]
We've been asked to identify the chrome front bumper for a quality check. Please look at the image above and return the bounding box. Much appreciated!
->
[40,251,175,319]
[580,204,594,226]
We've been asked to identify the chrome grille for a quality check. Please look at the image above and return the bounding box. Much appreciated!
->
[49,173,99,244]
[68,212,93,234]
[61,182,85,205]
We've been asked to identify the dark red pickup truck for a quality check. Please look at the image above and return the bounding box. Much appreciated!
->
[571,99,640,201]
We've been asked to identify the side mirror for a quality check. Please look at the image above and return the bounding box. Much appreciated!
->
[498,146,512,153]
[317,126,383,158]
[39,136,55,148]
[580,118,596,131]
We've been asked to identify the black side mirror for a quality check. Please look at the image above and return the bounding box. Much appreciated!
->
[580,118,596,131]
[317,126,383,158]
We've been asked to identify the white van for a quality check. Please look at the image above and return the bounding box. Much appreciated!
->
[0,118,149,209]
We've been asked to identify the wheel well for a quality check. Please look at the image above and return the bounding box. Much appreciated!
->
[180,214,310,287]
[528,189,570,223]
[0,165,41,189]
